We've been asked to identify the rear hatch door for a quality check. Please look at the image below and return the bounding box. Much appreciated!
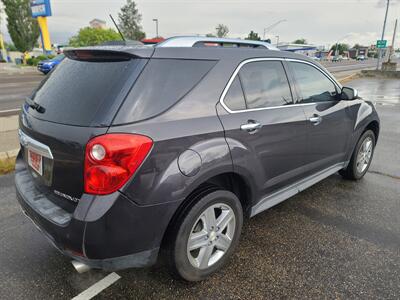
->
[19,48,152,212]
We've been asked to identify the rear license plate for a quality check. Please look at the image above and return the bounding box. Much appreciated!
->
[28,149,43,176]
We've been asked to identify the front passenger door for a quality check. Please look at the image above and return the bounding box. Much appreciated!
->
[288,61,353,174]
[217,59,309,199]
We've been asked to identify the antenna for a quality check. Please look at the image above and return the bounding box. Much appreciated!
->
[109,14,125,41]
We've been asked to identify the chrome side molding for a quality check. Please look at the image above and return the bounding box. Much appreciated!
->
[251,162,346,217]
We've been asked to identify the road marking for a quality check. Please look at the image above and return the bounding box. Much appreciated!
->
[0,81,41,88]
[0,108,21,117]
[72,272,121,300]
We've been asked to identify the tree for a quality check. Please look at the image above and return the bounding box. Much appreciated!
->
[330,43,349,55]
[69,27,122,47]
[4,42,17,51]
[293,38,307,45]
[118,0,145,40]
[246,31,261,41]
[215,24,229,38]
[3,0,40,52]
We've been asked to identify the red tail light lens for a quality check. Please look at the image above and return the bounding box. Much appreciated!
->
[84,134,153,195]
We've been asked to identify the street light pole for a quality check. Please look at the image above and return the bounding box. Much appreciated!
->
[263,19,287,40]
[152,18,159,37]
[376,0,390,70]
[333,34,351,57]
[276,35,280,46]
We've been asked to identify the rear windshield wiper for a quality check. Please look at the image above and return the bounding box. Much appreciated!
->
[25,97,46,113]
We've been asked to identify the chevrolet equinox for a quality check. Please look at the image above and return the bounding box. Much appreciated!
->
[15,37,380,281]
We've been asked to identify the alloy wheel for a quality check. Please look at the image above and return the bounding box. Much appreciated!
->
[356,137,373,173]
[186,203,236,270]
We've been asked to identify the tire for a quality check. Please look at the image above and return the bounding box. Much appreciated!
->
[340,130,376,180]
[168,190,243,281]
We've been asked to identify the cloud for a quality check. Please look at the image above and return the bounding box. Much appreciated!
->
[1,0,399,49]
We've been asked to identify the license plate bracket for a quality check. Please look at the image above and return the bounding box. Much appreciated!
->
[28,149,43,176]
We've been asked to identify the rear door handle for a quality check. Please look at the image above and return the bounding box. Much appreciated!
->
[240,121,262,133]
[309,115,322,125]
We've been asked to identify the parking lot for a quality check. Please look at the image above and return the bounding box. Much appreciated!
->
[0,76,398,299]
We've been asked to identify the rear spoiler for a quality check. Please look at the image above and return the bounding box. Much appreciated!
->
[64,46,154,62]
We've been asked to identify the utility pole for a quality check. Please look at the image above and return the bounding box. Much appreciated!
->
[153,19,159,37]
[388,19,397,63]
[276,35,280,46]
[376,0,390,70]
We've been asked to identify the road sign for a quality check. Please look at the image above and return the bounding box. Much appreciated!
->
[30,0,52,54]
[30,0,52,18]
[376,40,387,49]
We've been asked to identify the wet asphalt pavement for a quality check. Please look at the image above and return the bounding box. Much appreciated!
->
[0,77,399,299]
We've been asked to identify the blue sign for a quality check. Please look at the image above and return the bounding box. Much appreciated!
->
[30,0,52,18]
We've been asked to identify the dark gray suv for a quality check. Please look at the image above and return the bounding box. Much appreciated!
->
[15,37,380,281]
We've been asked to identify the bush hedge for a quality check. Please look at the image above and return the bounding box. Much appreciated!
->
[26,55,56,66]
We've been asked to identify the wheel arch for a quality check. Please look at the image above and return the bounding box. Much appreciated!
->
[364,120,380,143]
[160,171,254,251]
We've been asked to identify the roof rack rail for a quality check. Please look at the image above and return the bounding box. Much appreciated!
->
[156,36,279,50]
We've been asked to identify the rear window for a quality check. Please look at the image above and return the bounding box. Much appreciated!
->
[113,59,216,124]
[29,58,143,126]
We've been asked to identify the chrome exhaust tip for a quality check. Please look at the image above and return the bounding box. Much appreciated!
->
[71,260,91,274]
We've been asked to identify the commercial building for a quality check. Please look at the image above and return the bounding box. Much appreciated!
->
[89,19,107,29]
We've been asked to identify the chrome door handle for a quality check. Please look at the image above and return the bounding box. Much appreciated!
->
[309,115,322,125]
[240,122,262,133]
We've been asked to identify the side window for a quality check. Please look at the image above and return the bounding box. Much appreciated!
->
[290,62,338,103]
[239,61,293,109]
[224,76,246,110]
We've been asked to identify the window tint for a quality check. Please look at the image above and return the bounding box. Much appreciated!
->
[30,58,141,126]
[114,59,216,124]
[290,62,338,103]
[224,77,246,110]
[239,61,293,109]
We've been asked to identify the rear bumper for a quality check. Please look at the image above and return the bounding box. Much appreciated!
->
[15,153,179,270]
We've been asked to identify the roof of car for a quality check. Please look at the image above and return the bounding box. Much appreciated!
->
[64,43,319,66]
[156,36,279,50]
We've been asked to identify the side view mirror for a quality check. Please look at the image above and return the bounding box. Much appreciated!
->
[341,87,359,100]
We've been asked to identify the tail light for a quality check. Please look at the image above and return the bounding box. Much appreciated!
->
[84,134,153,195]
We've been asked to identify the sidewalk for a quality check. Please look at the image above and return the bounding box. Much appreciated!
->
[0,115,19,160]
[0,63,37,73]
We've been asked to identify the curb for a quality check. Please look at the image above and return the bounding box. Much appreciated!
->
[0,148,19,161]
[337,72,359,83]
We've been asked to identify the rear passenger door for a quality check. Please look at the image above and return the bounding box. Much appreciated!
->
[217,59,309,198]
[287,60,352,173]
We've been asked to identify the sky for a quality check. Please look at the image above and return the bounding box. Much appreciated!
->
[1,0,400,49]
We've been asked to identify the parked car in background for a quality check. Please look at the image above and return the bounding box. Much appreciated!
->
[357,55,366,61]
[16,37,380,282]
[332,55,343,62]
[37,54,65,74]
